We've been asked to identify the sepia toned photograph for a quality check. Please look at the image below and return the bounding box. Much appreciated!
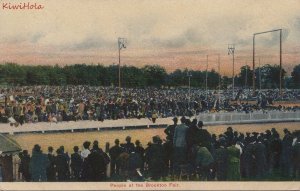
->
[0,0,300,190]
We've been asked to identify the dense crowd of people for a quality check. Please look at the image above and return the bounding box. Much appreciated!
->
[1,86,300,126]
[17,118,300,182]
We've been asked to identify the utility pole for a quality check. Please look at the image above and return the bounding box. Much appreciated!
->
[245,62,248,89]
[187,71,192,109]
[228,44,235,100]
[259,58,261,91]
[118,37,127,96]
[206,55,208,100]
[218,54,221,104]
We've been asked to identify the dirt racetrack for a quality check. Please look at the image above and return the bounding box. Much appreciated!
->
[9,122,300,154]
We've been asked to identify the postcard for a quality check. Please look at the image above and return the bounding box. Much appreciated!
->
[0,0,300,190]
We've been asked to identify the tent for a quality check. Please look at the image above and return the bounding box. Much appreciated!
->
[0,134,22,182]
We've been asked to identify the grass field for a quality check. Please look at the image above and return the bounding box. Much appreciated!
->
[9,122,300,154]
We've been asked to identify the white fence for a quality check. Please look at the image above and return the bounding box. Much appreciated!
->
[196,111,300,124]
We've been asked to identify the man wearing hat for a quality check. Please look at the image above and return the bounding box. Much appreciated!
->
[46,146,56,181]
[164,117,178,143]
[109,139,124,176]
[214,137,228,180]
[292,131,300,179]
[253,136,267,179]
[173,116,189,177]
[192,121,212,151]
[71,146,82,181]
[147,136,165,180]
[29,144,49,182]
[164,117,178,174]
[121,136,135,154]
[281,129,293,177]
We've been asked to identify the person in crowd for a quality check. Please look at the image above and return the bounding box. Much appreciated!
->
[55,148,69,181]
[145,136,165,180]
[109,139,123,176]
[172,116,189,177]
[194,142,214,181]
[134,140,145,173]
[81,141,91,181]
[164,117,177,175]
[253,136,267,179]
[292,131,300,179]
[281,128,293,177]
[29,144,49,182]
[227,141,241,180]
[47,146,56,181]
[19,150,31,182]
[127,146,143,181]
[214,138,228,181]
[71,146,83,181]
[121,136,135,154]
[86,144,106,181]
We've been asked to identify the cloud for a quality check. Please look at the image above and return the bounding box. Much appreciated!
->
[68,36,114,51]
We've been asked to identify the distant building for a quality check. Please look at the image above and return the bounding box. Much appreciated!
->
[0,134,22,182]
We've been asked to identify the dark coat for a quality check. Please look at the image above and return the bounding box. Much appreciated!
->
[20,154,31,181]
[29,151,49,181]
[146,143,165,180]
[86,150,106,181]
[215,147,228,181]
[253,142,267,177]
[109,145,124,161]
[71,153,82,172]
[47,153,56,181]
[55,154,69,181]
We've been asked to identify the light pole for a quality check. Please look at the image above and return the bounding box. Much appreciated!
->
[252,29,282,97]
[206,55,208,100]
[217,54,221,104]
[259,58,262,91]
[245,62,248,89]
[187,71,192,109]
[118,37,127,96]
[228,44,235,100]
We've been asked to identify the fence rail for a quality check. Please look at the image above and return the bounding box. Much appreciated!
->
[196,111,300,124]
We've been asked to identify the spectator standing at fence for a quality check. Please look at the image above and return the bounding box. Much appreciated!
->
[55,148,69,181]
[71,146,82,181]
[109,139,123,176]
[173,117,188,177]
[215,138,228,181]
[292,132,300,179]
[92,141,110,180]
[195,143,214,181]
[227,143,241,181]
[194,121,212,151]
[121,136,135,154]
[164,117,177,174]
[281,129,293,177]
[147,136,165,180]
[29,144,49,182]
[135,140,145,173]
[269,133,282,174]
[19,150,31,182]
[47,146,56,181]
[253,136,267,179]
[81,141,91,181]
[86,144,106,181]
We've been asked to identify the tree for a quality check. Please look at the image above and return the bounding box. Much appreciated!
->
[291,64,300,88]
[142,65,167,87]
[237,65,253,88]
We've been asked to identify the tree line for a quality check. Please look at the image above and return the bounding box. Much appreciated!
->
[0,63,300,88]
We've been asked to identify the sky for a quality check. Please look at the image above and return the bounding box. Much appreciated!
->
[0,0,299,76]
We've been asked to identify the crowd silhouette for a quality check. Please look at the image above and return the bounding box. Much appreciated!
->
[17,118,300,182]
